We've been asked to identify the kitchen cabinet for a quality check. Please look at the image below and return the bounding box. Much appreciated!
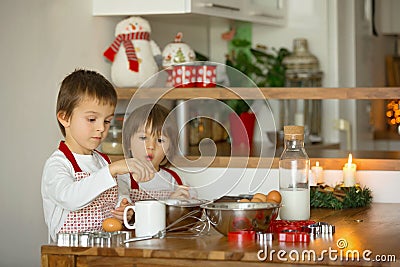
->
[92,0,287,26]
[244,0,286,26]
[380,0,400,34]
[110,86,400,171]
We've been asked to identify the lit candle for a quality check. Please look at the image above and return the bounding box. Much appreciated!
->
[343,153,356,187]
[311,161,324,186]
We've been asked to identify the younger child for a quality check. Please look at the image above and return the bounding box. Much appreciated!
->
[41,69,154,242]
[119,103,195,202]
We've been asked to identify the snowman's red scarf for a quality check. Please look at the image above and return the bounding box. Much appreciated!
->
[103,32,150,72]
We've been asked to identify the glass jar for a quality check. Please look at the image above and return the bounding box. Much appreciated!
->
[189,117,212,145]
[279,125,310,220]
[281,38,323,142]
[102,126,123,155]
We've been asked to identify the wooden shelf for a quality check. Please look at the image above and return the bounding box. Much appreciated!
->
[114,86,400,170]
[109,151,400,170]
[116,87,400,100]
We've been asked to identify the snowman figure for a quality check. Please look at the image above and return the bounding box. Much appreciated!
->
[103,16,161,87]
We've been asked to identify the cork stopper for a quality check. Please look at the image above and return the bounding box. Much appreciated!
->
[283,125,304,140]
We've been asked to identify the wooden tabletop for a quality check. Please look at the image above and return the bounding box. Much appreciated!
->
[42,203,400,267]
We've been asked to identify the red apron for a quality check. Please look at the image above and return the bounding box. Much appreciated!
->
[129,167,183,202]
[57,141,118,233]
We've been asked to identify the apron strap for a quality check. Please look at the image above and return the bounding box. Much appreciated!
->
[58,141,82,173]
[161,167,183,185]
[94,149,111,164]
[129,167,183,189]
[130,174,139,190]
[58,141,111,173]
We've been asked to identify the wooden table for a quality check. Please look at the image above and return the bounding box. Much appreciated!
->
[41,203,400,267]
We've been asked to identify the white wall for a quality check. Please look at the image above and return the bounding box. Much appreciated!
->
[0,1,398,266]
[0,1,119,266]
[252,0,341,144]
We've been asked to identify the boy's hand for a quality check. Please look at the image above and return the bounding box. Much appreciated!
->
[109,158,155,182]
[170,185,190,199]
[126,158,155,182]
[111,198,132,221]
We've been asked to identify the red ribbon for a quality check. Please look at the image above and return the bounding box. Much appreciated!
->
[103,32,150,72]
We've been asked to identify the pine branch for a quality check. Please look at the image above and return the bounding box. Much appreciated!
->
[310,185,372,209]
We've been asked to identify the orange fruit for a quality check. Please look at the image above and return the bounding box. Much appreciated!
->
[239,198,250,202]
[265,190,282,204]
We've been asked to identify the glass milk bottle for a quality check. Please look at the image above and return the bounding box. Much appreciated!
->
[279,125,310,220]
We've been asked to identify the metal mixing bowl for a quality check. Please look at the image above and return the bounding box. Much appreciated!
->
[201,202,280,236]
[163,199,207,230]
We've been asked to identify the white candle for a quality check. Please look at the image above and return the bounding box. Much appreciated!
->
[343,153,356,187]
[311,161,324,186]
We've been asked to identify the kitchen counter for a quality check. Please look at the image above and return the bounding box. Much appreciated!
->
[41,203,400,267]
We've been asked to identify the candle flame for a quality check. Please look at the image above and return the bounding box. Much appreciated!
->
[316,161,320,167]
[348,153,352,165]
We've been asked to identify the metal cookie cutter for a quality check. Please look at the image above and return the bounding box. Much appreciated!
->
[256,232,274,244]
[303,222,335,235]
[278,231,310,243]
[277,229,311,243]
[57,232,92,247]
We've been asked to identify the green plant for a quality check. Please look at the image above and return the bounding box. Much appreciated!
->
[194,51,209,61]
[310,184,372,209]
[225,39,290,114]
[250,46,290,87]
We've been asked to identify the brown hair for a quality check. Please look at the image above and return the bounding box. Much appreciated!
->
[123,104,178,167]
[56,69,117,136]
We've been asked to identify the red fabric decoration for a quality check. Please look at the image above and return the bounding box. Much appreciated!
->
[103,32,150,72]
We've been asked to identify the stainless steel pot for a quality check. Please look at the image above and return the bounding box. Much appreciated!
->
[201,202,280,236]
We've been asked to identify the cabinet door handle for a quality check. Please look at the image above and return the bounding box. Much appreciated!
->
[250,12,281,18]
[203,3,240,11]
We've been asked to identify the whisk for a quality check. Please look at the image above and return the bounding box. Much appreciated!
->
[123,209,210,244]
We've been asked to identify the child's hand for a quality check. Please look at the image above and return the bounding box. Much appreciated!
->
[170,185,191,199]
[126,158,155,182]
[109,158,155,182]
[111,198,132,221]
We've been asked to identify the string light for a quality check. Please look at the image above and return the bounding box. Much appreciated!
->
[386,99,400,126]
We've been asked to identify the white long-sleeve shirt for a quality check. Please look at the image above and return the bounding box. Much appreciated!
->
[118,169,179,202]
[41,149,117,242]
